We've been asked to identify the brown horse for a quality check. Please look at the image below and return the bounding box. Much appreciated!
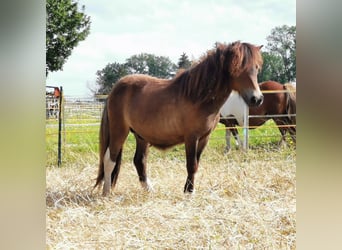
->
[220,80,296,151]
[94,41,264,196]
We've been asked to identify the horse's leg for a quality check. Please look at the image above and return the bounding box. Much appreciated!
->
[184,136,199,193]
[111,148,122,188]
[288,125,296,145]
[184,133,210,193]
[224,126,231,153]
[196,134,210,162]
[231,127,241,148]
[103,127,129,196]
[103,147,115,196]
[275,119,287,147]
[133,135,152,191]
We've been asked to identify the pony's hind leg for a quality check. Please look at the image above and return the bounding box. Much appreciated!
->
[101,111,130,196]
[103,147,115,196]
[133,135,152,191]
[103,147,123,196]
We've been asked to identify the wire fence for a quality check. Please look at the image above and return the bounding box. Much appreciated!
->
[46,89,296,166]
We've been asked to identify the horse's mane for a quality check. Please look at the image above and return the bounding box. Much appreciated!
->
[171,41,263,104]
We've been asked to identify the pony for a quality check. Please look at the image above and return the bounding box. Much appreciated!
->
[220,80,296,152]
[94,41,264,196]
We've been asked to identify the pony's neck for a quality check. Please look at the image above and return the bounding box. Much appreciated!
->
[174,50,232,110]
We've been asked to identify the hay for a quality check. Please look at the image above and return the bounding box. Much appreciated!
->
[46,147,295,249]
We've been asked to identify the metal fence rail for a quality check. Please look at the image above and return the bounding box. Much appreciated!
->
[46,90,296,165]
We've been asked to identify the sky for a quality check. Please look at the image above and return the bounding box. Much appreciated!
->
[46,0,296,97]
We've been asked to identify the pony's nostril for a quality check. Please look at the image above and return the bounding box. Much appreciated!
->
[257,95,264,106]
[251,95,263,106]
[251,96,257,105]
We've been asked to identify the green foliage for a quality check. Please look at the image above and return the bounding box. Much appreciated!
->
[94,53,177,95]
[46,0,91,75]
[95,62,129,95]
[258,52,284,82]
[265,25,296,83]
[126,53,177,78]
[177,52,192,69]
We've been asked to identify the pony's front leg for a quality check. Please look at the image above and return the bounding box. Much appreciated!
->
[224,127,231,153]
[184,134,210,193]
[184,137,199,193]
[231,127,241,148]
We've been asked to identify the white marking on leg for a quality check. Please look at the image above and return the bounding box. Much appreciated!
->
[184,189,195,198]
[235,134,241,148]
[140,178,153,192]
[103,147,115,196]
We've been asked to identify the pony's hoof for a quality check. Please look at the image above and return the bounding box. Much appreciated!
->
[184,189,195,198]
[224,148,231,154]
[140,178,153,192]
[102,189,111,197]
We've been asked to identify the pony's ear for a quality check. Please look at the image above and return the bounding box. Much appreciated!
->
[258,45,263,50]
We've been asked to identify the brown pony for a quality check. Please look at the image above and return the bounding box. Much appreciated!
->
[94,41,264,196]
[220,80,296,151]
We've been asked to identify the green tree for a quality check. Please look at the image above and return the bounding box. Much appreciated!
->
[266,25,296,82]
[258,52,284,82]
[46,0,91,76]
[177,52,192,69]
[126,53,177,78]
[95,62,128,95]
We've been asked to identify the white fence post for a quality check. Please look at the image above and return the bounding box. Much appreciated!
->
[243,103,249,151]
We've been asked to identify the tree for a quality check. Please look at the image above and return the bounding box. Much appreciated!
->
[258,52,284,82]
[95,63,128,95]
[46,0,91,76]
[126,53,177,79]
[94,53,178,96]
[266,25,296,83]
[177,52,192,69]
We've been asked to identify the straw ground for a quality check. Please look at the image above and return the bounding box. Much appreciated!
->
[46,138,295,249]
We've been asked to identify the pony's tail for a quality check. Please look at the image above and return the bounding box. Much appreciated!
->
[284,84,296,124]
[94,101,110,189]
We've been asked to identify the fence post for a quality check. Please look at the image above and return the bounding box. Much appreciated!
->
[57,86,63,167]
[242,102,249,151]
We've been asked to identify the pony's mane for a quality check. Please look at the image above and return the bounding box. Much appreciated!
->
[171,41,263,104]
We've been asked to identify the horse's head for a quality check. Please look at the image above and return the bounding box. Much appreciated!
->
[225,42,264,107]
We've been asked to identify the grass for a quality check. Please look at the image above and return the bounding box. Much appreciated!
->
[46,118,296,249]
[46,119,289,167]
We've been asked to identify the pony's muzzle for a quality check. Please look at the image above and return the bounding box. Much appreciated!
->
[250,94,264,107]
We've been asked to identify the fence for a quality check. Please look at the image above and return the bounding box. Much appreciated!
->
[46,91,106,166]
[46,89,296,165]
[219,88,296,151]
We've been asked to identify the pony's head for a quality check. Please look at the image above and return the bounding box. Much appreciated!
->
[224,41,264,107]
